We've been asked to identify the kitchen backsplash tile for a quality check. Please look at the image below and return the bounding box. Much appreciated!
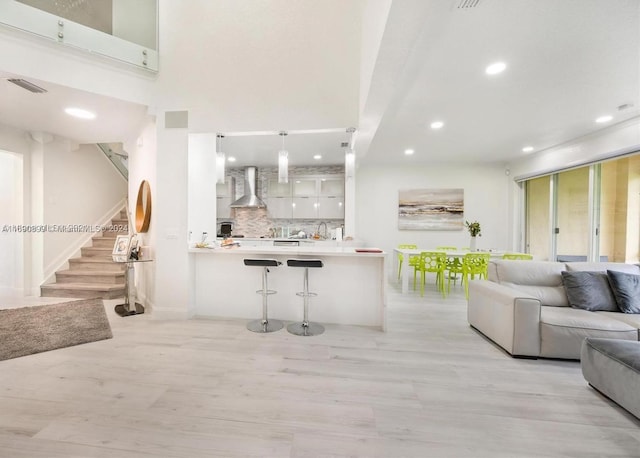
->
[222,166,345,238]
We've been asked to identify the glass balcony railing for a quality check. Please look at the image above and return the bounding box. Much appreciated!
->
[0,0,158,71]
[97,143,128,180]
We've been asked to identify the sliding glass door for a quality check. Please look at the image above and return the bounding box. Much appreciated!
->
[525,176,551,260]
[523,154,640,263]
[555,167,590,262]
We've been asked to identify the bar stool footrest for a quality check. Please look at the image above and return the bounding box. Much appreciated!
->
[247,319,284,333]
[256,289,277,295]
[295,291,318,298]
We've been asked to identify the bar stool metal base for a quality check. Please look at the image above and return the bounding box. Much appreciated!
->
[247,319,284,333]
[287,321,324,336]
[243,258,283,334]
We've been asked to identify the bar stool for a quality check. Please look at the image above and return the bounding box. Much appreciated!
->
[243,259,284,333]
[286,259,324,336]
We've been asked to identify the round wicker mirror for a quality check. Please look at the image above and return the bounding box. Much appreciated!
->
[135,180,152,233]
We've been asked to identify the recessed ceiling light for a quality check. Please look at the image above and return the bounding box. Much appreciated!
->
[430,121,444,129]
[227,156,236,162]
[64,107,96,119]
[595,115,613,124]
[522,146,534,153]
[404,149,415,155]
[485,61,507,75]
[313,154,322,160]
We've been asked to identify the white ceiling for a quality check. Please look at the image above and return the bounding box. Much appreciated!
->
[0,71,148,144]
[1,0,638,167]
[359,0,640,165]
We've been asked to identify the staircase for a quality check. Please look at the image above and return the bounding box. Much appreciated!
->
[40,210,128,299]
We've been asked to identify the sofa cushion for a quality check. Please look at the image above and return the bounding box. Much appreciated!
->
[565,262,640,275]
[598,312,640,338]
[539,307,637,359]
[491,260,568,307]
[561,271,618,312]
[607,270,640,314]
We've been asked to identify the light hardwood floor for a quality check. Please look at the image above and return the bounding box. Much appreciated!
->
[1,279,639,457]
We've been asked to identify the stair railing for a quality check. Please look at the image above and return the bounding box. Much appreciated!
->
[97,143,128,180]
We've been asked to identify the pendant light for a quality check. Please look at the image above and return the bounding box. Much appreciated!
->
[216,134,225,184]
[345,127,356,178]
[278,131,288,184]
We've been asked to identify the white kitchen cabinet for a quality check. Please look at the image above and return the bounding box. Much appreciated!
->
[292,196,317,219]
[267,179,291,197]
[320,178,344,196]
[317,196,344,219]
[216,178,234,219]
[267,197,293,219]
[266,174,345,220]
[293,178,317,196]
[217,197,232,219]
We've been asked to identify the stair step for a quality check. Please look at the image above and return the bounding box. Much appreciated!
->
[69,257,125,272]
[92,236,118,248]
[56,269,125,285]
[81,246,114,257]
[110,218,129,226]
[41,283,125,299]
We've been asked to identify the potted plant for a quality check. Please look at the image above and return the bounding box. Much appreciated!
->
[465,220,481,251]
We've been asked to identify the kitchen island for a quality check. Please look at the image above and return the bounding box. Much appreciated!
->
[189,245,386,330]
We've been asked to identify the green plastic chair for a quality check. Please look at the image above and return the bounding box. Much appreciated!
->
[397,244,418,280]
[502,252,533,260]
[436,247,461,287]
[414,251,447,297]
[460,252,491,299]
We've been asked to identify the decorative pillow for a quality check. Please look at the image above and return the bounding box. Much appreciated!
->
[607,270,640,314]
[561,271,619,312]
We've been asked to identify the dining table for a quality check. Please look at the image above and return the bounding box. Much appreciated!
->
[392,248,504,294]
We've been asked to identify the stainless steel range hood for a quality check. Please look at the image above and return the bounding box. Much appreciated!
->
[230,166,266,208]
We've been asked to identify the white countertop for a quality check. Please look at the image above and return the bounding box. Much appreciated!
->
[189,245,386,257]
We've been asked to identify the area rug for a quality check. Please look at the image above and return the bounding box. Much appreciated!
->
[0,298,113,361]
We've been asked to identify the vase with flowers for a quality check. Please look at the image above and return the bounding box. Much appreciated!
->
[465,220,481,251]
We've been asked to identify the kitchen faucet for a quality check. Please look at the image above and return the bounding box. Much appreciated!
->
[316,222,328,240]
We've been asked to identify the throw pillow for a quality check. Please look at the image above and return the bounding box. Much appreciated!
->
[607,270,640,314]
[561,271,619,312]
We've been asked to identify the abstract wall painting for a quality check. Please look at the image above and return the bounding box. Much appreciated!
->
[398,188,464,230]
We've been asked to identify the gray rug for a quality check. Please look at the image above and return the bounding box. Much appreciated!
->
[0,298,113,361]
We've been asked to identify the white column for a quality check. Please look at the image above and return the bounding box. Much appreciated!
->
[152,114,190,319]
[187,133,217,243]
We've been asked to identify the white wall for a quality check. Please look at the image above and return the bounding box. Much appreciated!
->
[125,117,157,309]
[355,163,511,261]
[42,140,127,279]
[0,151,23,294]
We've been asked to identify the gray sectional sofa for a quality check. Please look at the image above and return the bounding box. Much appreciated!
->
[467,260,640,360]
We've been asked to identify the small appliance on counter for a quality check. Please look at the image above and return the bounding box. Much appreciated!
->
[217,222,233,238]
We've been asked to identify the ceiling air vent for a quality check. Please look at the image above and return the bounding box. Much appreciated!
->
[457,0,481,8]
[7,78,48,94]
